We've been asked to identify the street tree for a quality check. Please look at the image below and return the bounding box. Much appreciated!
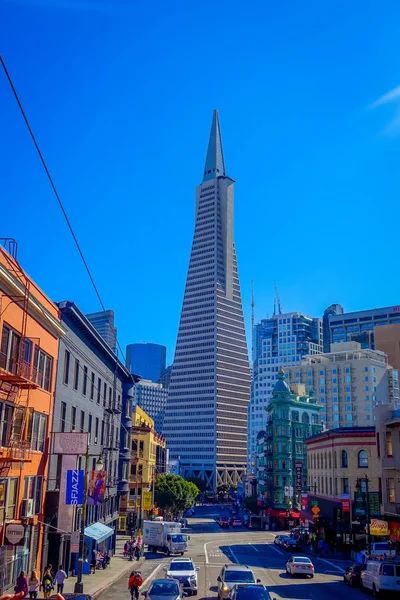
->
[155,474,199,519]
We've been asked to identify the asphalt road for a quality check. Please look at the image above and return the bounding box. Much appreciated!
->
[98,505,363,600]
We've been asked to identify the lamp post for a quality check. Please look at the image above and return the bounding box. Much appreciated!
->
[356,475,371,555]
[74,452,104,593]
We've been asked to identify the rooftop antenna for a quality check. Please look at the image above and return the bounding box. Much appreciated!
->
[274,282,282,315]
[251,279,255,362]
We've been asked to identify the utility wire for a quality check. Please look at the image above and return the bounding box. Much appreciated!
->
[0,54,129,367]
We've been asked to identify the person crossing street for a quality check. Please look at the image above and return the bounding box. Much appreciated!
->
[128,571,143,600]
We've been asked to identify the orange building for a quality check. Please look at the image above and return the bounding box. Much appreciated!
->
[0,240,64,593]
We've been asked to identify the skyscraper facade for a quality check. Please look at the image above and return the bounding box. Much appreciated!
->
[327,304,400,349]
[163,111,251,489]
[323,303,344,352]
[86,310,117,354]
[248,311,323,471]
[134,379,168,434]
[126,342,167,382]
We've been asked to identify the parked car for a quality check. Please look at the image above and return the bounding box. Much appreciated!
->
[219,518,230,528]
[285,556,314,578]
[180,519,189,528]
[274,535,285,545]
[277,536,290,547]
[283,539,301,551]
[143,579,187,600]
[230,585,273,600]
[165,557,199,596]
[360,560,400,595]
[217,565,260,599]
[343,564,365,587]
[232,520,243,528]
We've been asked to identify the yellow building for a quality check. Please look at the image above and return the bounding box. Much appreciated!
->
[119,405,166,532]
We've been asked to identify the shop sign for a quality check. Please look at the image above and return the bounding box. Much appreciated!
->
[301,493,308,509]
[53,432,89,455]
[142,491,152,511]
[295,462,303,492]
[341,495,350,513]
[354,491,365,516]
[368,492,380,516]
[5,524,25,545]
[70,531,80,553]
[389,521,400,542]
[370,519,389,536]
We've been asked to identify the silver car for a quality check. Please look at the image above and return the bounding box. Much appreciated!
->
[217,565,260,599]
[143,579,187,600]
[166,558,199,595]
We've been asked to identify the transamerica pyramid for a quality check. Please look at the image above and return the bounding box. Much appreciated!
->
[163,111,251,490]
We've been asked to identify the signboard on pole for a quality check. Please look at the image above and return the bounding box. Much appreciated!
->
[53,432,89,455]
[142,491,152,511]
[354,491,365,516]
[5,524,25,545]
[301,493,308,510]
[368,492,380,516]
[295,462,303,492]
[342,494,350,513]
[66,470,84,505]
[70,531,80,553]
[311,505,320,516]
[370,519,389,536]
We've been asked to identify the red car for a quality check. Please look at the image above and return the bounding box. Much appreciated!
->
[232,520,243,528]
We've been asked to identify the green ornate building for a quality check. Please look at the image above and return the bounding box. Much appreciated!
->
[256,367,322,511]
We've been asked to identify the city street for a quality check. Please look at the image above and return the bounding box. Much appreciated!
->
[98,506,362,600]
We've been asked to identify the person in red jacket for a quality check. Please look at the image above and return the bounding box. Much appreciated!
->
[128,571,143,600]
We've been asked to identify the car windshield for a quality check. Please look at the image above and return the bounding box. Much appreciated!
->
[150,583,179,596]
[293,558,311,563]
[169,563,194,571]
[236,589,271,600]
[171,534,187,543]
[224,571,255,583]
[287,540,296,544]
[375,543,389,550]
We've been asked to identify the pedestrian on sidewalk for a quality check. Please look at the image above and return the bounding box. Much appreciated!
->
[28,571,40,599]
[128,571,143,600]
[91,549,98,574]
[124,542,129,557]
[54,565,67,594]
[42,569,53,600]
[14,571,28,597]
[135,537,142,561]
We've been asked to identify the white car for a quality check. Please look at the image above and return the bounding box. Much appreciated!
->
[286,556,314,578]
[166,557,199,596]
[360,560,400,595]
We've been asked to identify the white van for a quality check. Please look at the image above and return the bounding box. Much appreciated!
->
[360,560,400,595]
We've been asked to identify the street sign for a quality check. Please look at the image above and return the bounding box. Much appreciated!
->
[70,531,80,553]
[5,524,25,545]
[311,500,318,507]
[142,491,152,511]
[311,506,320,515]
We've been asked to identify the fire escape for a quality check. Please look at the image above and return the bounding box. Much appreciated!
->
[0,239,39,477]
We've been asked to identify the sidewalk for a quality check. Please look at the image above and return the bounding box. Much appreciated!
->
[62,535,143,598]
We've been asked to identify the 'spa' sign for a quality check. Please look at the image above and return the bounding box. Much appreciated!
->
[66,469,84,505]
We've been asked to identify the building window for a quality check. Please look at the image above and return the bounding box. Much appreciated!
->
[88,414,92,440]
[387,478,395,503]
[345,376,351,383]
[358,450,368,468]
[23,475,43,514]
[71,406,76,430]
[386,432,393,456]
[0,403,14,447]
[342,478,349,494]
[95,417,99,444]
[80,410,85,432]
[341,450,348,468]
[5,477,18,519]
[74,359,79,390]
[28,412,47,452]
[83,366,88,396]
[34,347,53,391]
[60,402,67,432]
[63,350,70,384]
[97,378,101,404]
[90,372,95,400]
[103,382,107,406]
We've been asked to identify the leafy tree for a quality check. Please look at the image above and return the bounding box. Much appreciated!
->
[155,474,199,519]
[186,476,207,493]
[217,483,230,494]
[244,496,258,513]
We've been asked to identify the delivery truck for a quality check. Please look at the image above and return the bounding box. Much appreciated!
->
[143,520,189,555]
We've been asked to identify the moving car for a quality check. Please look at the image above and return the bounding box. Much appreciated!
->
[217,565,261,599]
[230,585,273,600]
[360,560,400,595]
[219,518,230,528]
[277,536,290,547]
[143,579,187,600]
[343,564,365,587]
[282,539,301,551]
[285,556,314,578]
[274,535,285,545]
[232,520,243,528]
[165,558,199,596]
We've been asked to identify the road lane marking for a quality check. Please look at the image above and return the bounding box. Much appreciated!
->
[268,544,283,555]
[142,563,164,587]
[230,548,239,564]
[317,558,345,573]
[248,544,259,552]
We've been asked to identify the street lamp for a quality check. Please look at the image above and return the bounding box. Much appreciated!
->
[74,450,104,593]
[356,475,371,555]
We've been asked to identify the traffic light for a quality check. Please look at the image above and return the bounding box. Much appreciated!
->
[127,513,137,530]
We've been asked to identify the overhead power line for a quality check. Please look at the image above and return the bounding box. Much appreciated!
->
[0,54,129,366]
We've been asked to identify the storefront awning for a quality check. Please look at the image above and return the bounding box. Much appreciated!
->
[84,522,114,543]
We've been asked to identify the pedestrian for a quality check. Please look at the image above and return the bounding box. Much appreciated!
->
[129,541,135,561]
[54,565,67,594]
[128,571,143,600]
[91,548,97,574]
[124,542,129,557]
[46,565,54,578]
[318,538,324,557]
[42,569,53,600]
[14,571,28,598]
[28,571,40,599]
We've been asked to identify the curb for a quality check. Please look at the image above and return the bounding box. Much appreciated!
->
[92,559,143,599]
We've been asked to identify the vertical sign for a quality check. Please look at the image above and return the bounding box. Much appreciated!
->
[66,470,84,505]
[295,462,303,492]
[341,494,350,513]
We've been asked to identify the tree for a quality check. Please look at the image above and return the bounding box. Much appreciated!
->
[244,496,258,513]
[155,474,199,519]
[217,483,230,494]
[186,476,207,493]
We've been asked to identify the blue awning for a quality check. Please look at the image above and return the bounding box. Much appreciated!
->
[84,522,114,543]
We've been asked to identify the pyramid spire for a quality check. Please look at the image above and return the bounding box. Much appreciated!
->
[203,109,226,182]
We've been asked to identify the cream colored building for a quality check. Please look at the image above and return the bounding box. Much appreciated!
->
[288,342,399,430]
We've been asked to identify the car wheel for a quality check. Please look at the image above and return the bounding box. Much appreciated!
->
[343,577,347,585]
[192,592,197,596]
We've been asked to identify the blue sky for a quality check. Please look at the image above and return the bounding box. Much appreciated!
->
[1,0,400,365]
